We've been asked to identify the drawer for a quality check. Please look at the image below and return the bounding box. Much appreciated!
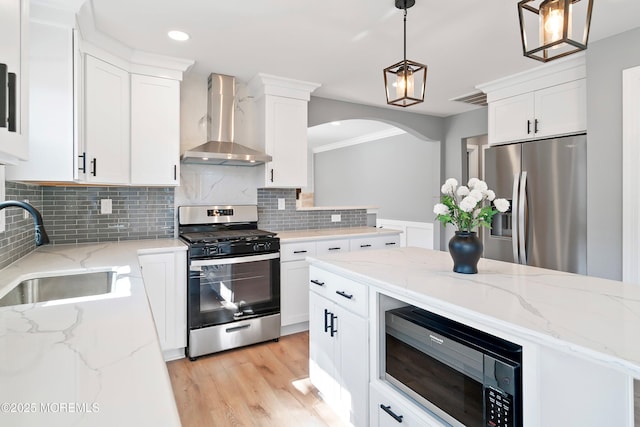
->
[281,241,317,262]
[377,234,401,249]
[350,235,400,251]
[309,266,368,318]
[316,239,350,255]
[370,382,442,427]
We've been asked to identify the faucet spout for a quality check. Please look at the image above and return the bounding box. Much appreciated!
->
[0,200,50,246]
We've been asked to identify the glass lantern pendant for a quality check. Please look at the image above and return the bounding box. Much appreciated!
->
[384,0,427,107]
[518,0,593,62]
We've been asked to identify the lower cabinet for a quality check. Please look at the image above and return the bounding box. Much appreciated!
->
[138,250,187,361]
[309,267,369,426]
[370,382,443,427]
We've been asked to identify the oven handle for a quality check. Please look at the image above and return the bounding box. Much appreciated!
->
[190,252,279,267]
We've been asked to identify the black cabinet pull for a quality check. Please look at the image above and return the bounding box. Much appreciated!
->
[270,168,274,182]
[328,247,341,251]
[527,119,531,134]
[7,72,16,132]
[173,164,177,180]
[385,242,396,246]
[0,63,6,128]
[534,118,539,133]
[360,244,372,248]
[78,152,87,173]
[336,290,353,300]
[380,405,403,423]
[293,250,308,254]
[324,309,331,333]
[91,158,97,176]
[310,279,325,287]
[330,313,337,337]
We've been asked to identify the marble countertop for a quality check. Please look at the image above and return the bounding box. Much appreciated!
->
[0,239,186,427]
[307,247,640,378]
[276,226,402,242]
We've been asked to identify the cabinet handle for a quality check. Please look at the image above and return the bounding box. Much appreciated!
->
[173,164,177,180]
[534,118,539,133]
[330,313,337,337]
[310,279,325,287]
[527,119,531,134]
[270,168,274,182]
[78,152,87,173]
[385,242,397,246]
[7,72,16,132]
[360,244,372,248]
[324,308,331,333]
[293,250,308,254]
[0,63,6,128]
[328,247,341,251]
[91,158,97,176]
[336,290,353,300]
[380,405,404,423]
[225,324,251,333]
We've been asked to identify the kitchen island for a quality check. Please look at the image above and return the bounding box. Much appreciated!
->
[307,247,640,427]
[0,240,185,427]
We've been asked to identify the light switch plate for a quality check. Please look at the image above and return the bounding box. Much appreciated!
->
[101,199,112,214]
[277,198,285,210]
[23,199,30,219]
[331,214,341,222]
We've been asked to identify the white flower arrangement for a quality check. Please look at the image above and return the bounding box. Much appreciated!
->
[434,177,510,232]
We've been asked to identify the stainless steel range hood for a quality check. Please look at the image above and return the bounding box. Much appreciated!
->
[181,73,271,166]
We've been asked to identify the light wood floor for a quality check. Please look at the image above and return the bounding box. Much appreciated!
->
[167,332,350,427]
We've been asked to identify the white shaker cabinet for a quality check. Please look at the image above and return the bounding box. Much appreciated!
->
[130,74,180,186]
[370,382,443,427]
[309,266,369,427]
[139,250,187,361]
[83,54,130,184]
[0,0,29,163]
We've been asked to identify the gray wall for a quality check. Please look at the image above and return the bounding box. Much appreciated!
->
[314,132,440,223]
[586,27,640,280]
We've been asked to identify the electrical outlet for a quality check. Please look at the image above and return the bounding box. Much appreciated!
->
[101,199,113,214]
[23,199,30,219]
[277,198,285,210]
[331,214,341,222]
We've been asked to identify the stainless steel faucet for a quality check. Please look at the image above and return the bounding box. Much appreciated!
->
[0,200,50,246]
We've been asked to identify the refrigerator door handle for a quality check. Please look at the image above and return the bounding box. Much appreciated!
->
[512,172,520,263]
[518,171,528,264]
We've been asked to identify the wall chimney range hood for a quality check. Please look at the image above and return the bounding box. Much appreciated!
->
[181,73,272,166]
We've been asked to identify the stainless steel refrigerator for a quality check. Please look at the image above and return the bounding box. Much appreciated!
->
[483,134,587,274]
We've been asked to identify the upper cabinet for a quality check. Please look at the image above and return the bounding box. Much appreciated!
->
[0,0,29,164]
[249,73,320,188]
[479,54,586,146]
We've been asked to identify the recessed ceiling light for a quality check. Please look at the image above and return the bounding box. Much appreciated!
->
[168,30,190,41]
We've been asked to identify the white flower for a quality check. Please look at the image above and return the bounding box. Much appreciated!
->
[456,186,470,197]
[494,198,510,213]
[468,189,484,202]
[433,203,450,216]
[459,196,478,213]
[467,177,480,189]
[484,189,496,201]
[441,178,458,195]
[473,180,488,192]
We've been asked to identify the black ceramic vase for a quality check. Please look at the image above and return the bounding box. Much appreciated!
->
[448,231,483,274]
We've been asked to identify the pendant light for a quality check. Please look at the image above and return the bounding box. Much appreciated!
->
[384,0,427,107]
[518,0,593,63]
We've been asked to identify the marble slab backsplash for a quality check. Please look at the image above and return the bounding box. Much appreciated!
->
[0,182,174,270]
[257,188,367,231]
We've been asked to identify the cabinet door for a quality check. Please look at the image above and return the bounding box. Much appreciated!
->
[488,92,534,146]
[0,0,29,162]
[280,259,310,326]
[84,54,130,184]
[264,95,308,188]
[336,304,369,427]
[534,79,586,139]
[309,291,337,402]
[7,20,74,181]
[131,74,180,186]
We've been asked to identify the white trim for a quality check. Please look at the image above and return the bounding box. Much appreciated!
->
[0,165,5,232]
[376,219,434,249]
[248,73,321,100]
[312,127,406,153]
[623,65,640,285]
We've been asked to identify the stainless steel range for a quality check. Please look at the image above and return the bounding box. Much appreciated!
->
[178,205,280,360]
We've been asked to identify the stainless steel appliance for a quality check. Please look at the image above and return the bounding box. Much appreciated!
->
[178,205,280,360]
[385,306,522,427]
[484,134,587,274]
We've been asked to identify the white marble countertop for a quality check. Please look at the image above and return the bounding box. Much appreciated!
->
[0,239,186,427]
[276,226,401,243]
[307,247,640,378]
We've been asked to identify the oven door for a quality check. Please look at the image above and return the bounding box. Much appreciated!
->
[188,252,280,329]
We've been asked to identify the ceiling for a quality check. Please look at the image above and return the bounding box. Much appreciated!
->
[52,0,640,117]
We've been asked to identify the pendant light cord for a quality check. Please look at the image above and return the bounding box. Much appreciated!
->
[403,6,407,65]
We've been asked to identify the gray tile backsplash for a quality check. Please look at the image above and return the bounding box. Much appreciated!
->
[0,182,175,270]
[257,188,367,231]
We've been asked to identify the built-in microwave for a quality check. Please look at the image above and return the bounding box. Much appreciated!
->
[385,306,522,427]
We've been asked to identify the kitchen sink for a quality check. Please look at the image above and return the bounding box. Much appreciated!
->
[0,271,117,307]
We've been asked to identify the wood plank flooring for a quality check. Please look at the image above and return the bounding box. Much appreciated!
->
[167,332,351,427]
